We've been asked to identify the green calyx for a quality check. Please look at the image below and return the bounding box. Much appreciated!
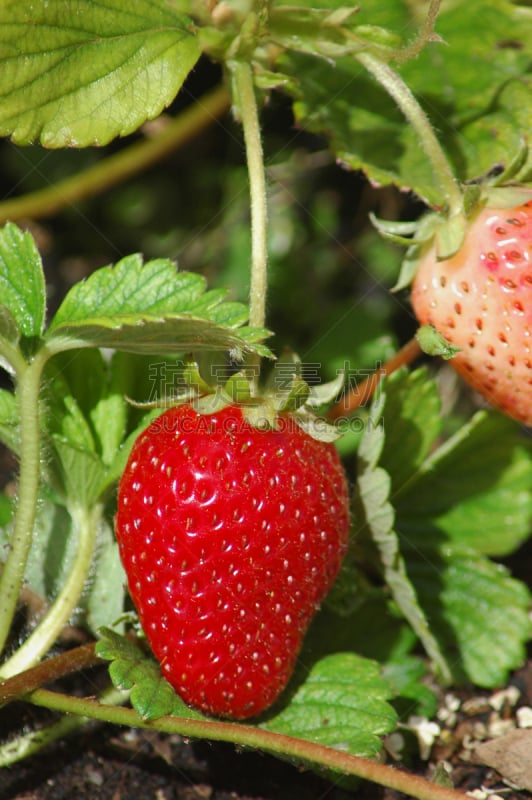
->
[132,354,345,443]
[376,140,532,293]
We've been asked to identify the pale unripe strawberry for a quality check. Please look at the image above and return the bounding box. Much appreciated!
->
[411,196,532,425]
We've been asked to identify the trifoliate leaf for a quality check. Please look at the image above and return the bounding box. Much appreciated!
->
[0,1,200,147]
[263,652,397,758]
[0,223,46,339]
[96,628,203,721]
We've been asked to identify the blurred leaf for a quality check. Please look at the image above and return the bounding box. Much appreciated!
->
[0,499,76,602]
[378,369,442,494]
[50,436,107,506]
[0,388,19,454]
[263,652,397,758]
[0,1,200,146]
[395,411,532,556]
[0,492,13,527]
[85,520,127,635]
[0,222,46,339]
[382,657,438,720]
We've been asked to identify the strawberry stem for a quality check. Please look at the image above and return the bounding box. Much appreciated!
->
[328,337,423,419]
[229,60,268,381]
[0,351,48,661]
[0,85,231,223]
[25,689,468,800]
[355,51,463,218]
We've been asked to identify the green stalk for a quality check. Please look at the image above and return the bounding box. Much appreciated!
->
[0,686,127,767]
[27,689,467,800]
[356,51,463,217]
[0,85,230,223]
[0,351,48,657]
[0,502,103,679]
[229,61,268,343]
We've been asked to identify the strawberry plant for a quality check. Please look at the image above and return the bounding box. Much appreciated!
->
[0,1,530,798]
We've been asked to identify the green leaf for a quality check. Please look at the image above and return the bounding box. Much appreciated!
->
[0,388,19,454]
[0,222,46,339]
[0,498,75,602]
[0,1,200,147]
[382,657,438,720]
[96,628,203,721]
[378,368,442,494]
[395,412,532,557]
[50,436,108,506]
[85,521,127,636]
[263,653,397,758]
[0,492,14,527]
[279,0,531,203]
[354,378,449,680]
[374,382,532,686]
[46,255,271,357]
[46,349,129,469]
[0,306,21,350]
[405,544,531,687]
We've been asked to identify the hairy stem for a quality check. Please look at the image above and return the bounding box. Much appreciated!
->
[356,51,463,217]
[0,351,48,658]
[0,503,103,678]
[230,61,269,343]
[0,85,230,223]
[0,642,102,706]
[393,0,442,63]
[28,689,468,800]
[0,686,127,767]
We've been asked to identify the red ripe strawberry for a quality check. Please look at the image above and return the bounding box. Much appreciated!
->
[411,196,532,425]
[115,403,350,719]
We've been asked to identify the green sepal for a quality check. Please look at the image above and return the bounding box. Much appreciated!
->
[369,212,422,247]
[492,138,530,186]
[484,185,532,209]
[435,212,467,261]
[182,356,215,396]
[416,325,461,360]
[275,377,310,412]
[306,370,345,408]
[391,212,440,292]
[292,410,343,442]
[224,370,253,403]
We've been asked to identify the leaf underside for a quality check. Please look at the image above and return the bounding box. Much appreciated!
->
[0,0,201,146]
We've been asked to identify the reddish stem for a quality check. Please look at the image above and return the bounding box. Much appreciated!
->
[328,337,422,420]
[0,642,101,706]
